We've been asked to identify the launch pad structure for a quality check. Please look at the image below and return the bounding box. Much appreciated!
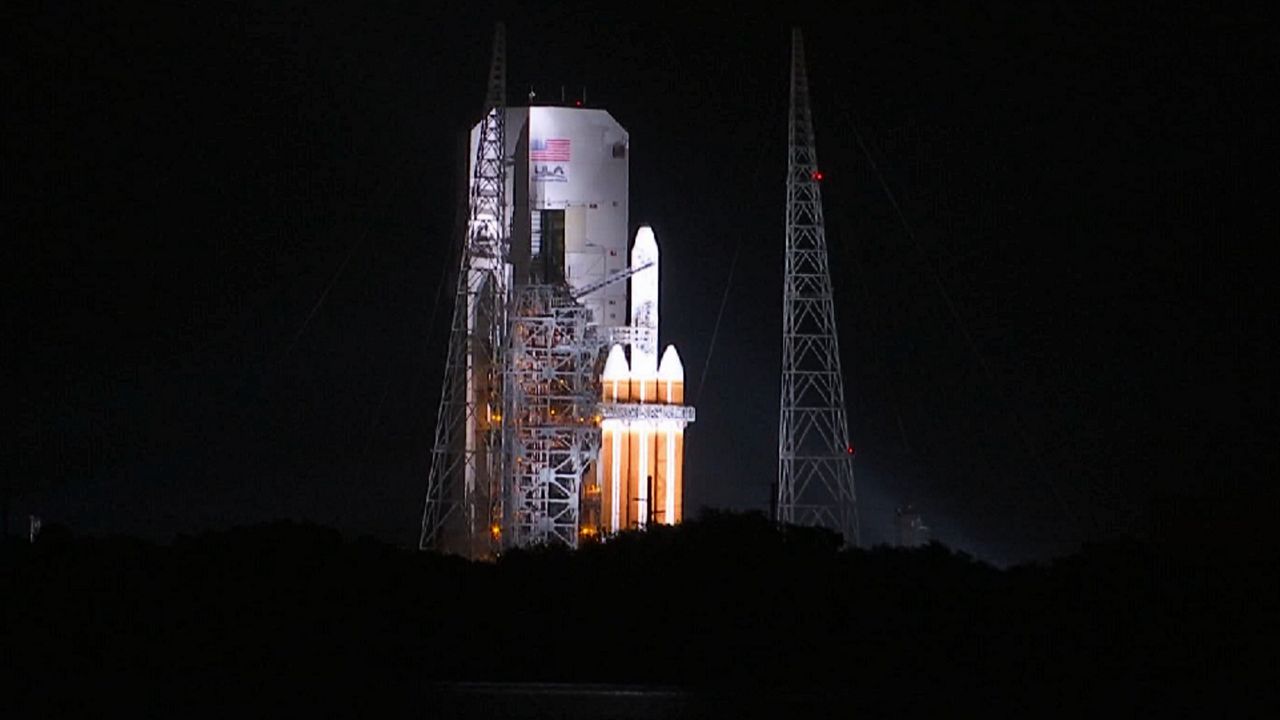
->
[421,25,858,557]
[419,25,509,559]
[420,25,694,558]
[501,284,601,548]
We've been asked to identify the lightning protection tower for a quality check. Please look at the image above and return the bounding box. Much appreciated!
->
[777,28,860,545]
[420,24,509,556]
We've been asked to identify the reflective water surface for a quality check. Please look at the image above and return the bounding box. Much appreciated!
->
[426,682,842,719]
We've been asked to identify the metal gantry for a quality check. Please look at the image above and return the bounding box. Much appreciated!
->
[420,24,510,556]
[501,286,601,548]
[777,28,860,546]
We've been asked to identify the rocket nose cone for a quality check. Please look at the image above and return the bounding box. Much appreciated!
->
[632,226,658,262]
[658,345,685,381]
[602,344,630,380]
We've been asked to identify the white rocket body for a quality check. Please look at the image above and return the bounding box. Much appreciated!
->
[597,226,693,532]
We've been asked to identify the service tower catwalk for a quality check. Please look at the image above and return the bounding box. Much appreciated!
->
[777,28,860,545]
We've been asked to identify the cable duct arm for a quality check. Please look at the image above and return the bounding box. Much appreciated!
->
[570,260,654,300]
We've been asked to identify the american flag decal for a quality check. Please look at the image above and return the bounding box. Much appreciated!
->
[531,138,571,162]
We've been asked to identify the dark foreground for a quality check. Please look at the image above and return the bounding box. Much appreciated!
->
[422,683,881,719]
[4,511,1274,716]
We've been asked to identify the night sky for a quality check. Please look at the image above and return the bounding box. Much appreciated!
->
[7,1,1275,564]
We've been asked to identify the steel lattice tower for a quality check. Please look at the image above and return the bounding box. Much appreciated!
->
[777,28,860,546]
[501,286,601,548]
[420,24,509,555]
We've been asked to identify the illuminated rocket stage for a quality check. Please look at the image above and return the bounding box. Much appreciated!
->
[598,227,694,531]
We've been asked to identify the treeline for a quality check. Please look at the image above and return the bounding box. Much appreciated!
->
[3,510,1273,715]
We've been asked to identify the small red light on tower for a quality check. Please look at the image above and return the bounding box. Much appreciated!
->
[575,100,582,107]
[846,444,855,456]
[813,170,824,181]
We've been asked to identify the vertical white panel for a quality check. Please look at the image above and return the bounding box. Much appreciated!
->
[666,429,676,524]
[637,422,649,528]
[526,106,629,330]
[611,426,622,530]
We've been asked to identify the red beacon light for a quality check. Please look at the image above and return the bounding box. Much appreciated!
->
[812,170,824,181]
[845,444,855,456]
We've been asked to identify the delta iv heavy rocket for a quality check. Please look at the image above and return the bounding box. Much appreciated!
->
[599,227,693,531]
